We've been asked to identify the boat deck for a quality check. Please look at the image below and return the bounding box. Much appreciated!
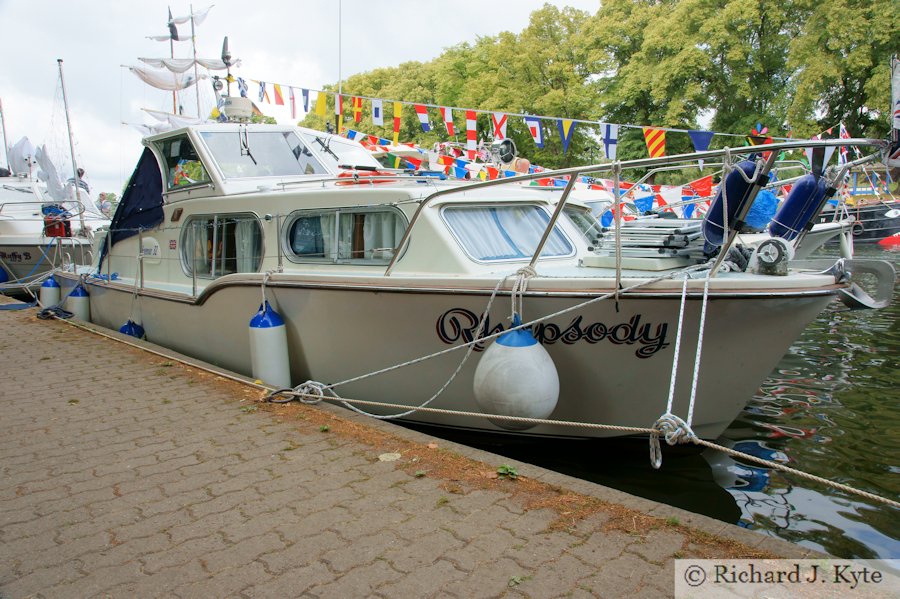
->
[0,297,824,597]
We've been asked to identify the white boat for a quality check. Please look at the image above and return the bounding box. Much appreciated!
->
[0,140,109,292]
[52,120,895,440]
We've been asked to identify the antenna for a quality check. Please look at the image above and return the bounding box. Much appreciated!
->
[222,36,232,96]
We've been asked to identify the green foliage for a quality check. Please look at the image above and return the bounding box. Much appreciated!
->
[497,464,518,480]
[251,113,277,124]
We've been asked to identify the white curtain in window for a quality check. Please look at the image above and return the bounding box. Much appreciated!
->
[445,206,572,261]
[444,208,519,260]
[320,214,336,259]
[190,220,210,274]
[496,206,571,257]
[235,219,259,272]
[362,212,403,256]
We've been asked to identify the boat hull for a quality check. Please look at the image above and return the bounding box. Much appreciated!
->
[817,202,900,243]
[0,237,94,285]
[61,276,835,440]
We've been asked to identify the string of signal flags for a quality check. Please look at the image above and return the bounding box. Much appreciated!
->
[235,76,786,162]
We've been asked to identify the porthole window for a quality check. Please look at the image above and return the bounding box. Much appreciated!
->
[181,213,263,277]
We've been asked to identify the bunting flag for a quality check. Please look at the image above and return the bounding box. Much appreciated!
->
[405,156,423,170]
[453,165,468,179]
[602,123,618,160]
[440,107,454,136]
[688,130,715,169]
[524,116,543,149]
[237,77,248,98]
[288,87,296,119]
[486,166,500,180]
[557,119,576,154]
[805,144,835,177]
[491,112,508,139]
[643,127,665,158]
[687,175,714,198]
[414,104,431,132]
[838,122,851,165]
[301,89,309,112]
[372,99,384,126]
[683,204,696,219]
[392,102,402,145]
[258,81,269,103]
[893,57,900,130]
[315,91,327,116]
[273,84,284,106]
[466,110,477,160]
[352,97,363,123]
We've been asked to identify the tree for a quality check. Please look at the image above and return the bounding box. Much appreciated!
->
[786,0,899,137]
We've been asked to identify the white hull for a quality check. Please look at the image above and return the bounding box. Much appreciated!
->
[60,274,834,439]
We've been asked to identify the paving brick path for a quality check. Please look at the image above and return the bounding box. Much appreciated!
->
[0,302,820,598]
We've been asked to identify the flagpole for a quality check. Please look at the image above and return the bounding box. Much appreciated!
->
[190,4,201,118]
[0,98,10,172]
[169,6,176,113]
[336,0,342,133]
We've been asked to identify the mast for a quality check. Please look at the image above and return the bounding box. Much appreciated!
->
[0,98,10,172]
[57,59,88,235]
[190,4,201,118]
[170,6,177,113]
[336,0,342,133]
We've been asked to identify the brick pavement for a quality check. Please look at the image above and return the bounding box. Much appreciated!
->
[0,301,822,598]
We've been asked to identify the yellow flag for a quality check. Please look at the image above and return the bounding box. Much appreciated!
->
[315,91,327,117]
[392,102,402,145]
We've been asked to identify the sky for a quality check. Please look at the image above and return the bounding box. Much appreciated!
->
[0,0,600,197]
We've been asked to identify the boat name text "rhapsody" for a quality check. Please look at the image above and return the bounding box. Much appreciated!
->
[436,309,669,358]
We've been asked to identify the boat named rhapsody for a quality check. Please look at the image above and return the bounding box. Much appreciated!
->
[54,121,895,440]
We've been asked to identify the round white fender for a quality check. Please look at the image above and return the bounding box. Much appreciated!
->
[473,317,559,431]
[39,277,61,306]
[249,300,291,389]
[65,284,90,322]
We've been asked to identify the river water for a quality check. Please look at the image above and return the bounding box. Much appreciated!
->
[409,244,899,559]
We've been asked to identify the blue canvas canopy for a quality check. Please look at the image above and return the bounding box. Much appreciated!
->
[98,148,164,266]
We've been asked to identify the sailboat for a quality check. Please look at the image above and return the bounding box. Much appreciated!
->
[0,64,109,293]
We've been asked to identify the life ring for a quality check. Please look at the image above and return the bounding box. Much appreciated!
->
[335,171,396,185]
[851,222,864,237]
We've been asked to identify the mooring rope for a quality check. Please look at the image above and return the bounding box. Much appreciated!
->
[25,292,896,510]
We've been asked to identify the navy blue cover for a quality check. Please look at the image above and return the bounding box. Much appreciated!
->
[98,148,164,266]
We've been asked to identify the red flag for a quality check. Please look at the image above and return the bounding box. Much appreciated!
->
[352,97,362,123]
[688,175,713,197]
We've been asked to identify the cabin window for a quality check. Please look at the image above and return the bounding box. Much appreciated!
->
[564,205,602,240]
[199,131,328,179]
[157,135,210,190]
[181,213,263,277]
[286,208,406,264]
[442,205,574,262]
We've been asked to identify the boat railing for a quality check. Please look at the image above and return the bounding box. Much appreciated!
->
[383,138,888,277]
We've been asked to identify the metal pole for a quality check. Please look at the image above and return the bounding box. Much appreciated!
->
[527,175,578,271]
[276,214,283,272]
[191,221,198,297]
[57,59,88,237]
[138,229,145,289]
[0,98,10,172]
[336,0,342,133]
[190,4,201,118]
[169,5,177,113]
[106,226,112,280]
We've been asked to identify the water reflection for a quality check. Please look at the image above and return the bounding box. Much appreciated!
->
[710,245,900,558]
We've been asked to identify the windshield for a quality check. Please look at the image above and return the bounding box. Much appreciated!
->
[199,130,328,179]
[298,132,382,171]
